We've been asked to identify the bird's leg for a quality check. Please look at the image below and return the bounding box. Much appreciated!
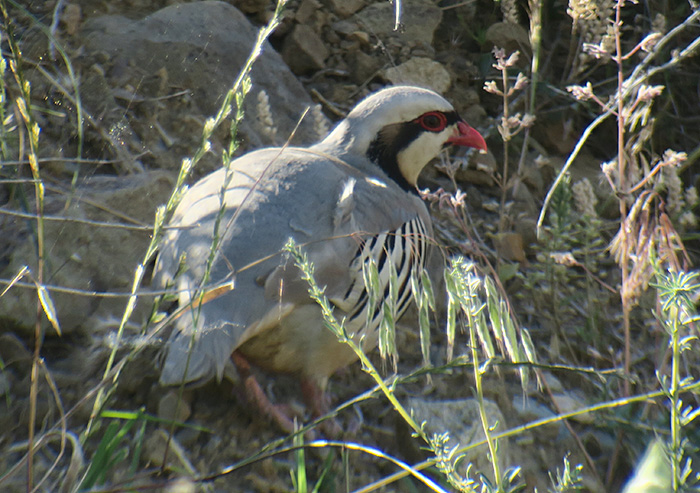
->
[300,377,343,438]
[232,351,298,434]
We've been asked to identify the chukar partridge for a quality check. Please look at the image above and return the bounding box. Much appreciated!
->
[154,85,487,431]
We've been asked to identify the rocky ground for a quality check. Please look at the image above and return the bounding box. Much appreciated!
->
[1,0,699,491]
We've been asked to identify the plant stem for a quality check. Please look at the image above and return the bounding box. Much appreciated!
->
[287,241,429,444]
[670,310,681,490]
[499,63,510,233]
[1,6,47,489]
[468,309,502,486]
[614,0,631,398]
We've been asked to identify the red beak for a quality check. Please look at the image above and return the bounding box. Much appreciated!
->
[447,121,487,152]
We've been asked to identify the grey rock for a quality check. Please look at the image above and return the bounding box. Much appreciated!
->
[551,392,594,424]
[281,24,330,74]
[352,0,442,46]
[511,394,562,441]
[485,22,531,55]
[323,0,365,18]
[383,57,451,93]
[407,397,510,481]
[332,19,360,36]
[0,371,10,397]
[296,0,322,24]
[82,1,326,159]
[349,50,382,84]
[158,390,192,423]
[230,0,271,15]
[0,171,174,335]
[0,334,32,374]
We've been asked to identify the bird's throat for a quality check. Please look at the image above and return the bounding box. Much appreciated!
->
[366,123,421,193]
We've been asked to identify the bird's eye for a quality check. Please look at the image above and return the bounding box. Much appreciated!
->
[417,112,447,132]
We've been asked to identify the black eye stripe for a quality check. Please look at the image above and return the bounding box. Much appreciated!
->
[366,110,462,191]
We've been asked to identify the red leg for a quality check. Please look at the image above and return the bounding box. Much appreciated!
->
[232,351,298,434]
[300,377,342,438]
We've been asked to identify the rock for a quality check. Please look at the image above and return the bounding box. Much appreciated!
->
[281,24,330,74]
[485,22,531,56]
[60,3,82,36]
[536,371,564,395]
[405,398,510,482]
[551,393,594,424]
[348,30,371,46]
[0,334,33,375]
[0,171,174,336]
[512,394,556,423]
[323,0,365,18]
[352,0,442,46]
[453,153,497,187]
[81,1,327,166]
[296,0,321,24]
[0,372,10,397]
[77,66,143,173]
[462,104,488,128]
[331,19,359,36]
[230,0,270,15]
[383,57,451,93]
[159,390,192,423]
[165,477,197,493]
[349,50,381,84]
[143,429,180,468]
[511,394,564,440]
[492,232,527,264]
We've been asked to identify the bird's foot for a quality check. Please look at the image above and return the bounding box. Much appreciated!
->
[233,352,312,437]
[300,378,343,438]
[241,373,298,434]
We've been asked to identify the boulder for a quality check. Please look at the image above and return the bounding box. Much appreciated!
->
[405,397,510,482]
[323,0,365,18]
[352,0,442,46]
[281,24,330,74]
[383,57,451,93]
[81,1,329,173]
[0,171,173,335]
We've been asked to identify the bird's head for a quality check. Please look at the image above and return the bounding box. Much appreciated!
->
[319,86,487,191]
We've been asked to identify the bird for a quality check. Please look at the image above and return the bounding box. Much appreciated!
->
[153,85,487,433]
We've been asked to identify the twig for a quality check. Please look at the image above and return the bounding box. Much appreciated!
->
[536,8,700,236]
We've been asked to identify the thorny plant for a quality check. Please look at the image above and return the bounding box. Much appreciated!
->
[424,183,613,488]
[548,455,584,492]
[1,4,62,490]
[475,2,700,488]
[566,0,616,81]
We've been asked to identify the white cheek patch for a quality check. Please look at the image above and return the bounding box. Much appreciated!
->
[397,129,451,186]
